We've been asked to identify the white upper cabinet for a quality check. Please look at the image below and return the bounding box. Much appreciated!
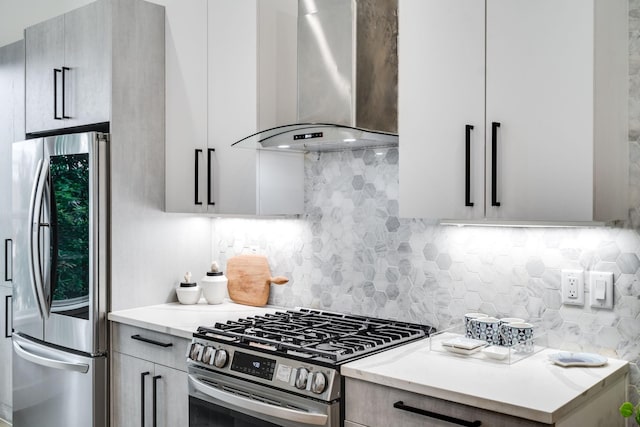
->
[164,0,303,215]
[25,1,110,134]
[162,0,208,213]
[399,0,628,223]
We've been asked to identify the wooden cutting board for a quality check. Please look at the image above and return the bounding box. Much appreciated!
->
[226,254,288,306]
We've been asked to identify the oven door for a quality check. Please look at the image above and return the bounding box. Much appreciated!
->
[188,366,339,427]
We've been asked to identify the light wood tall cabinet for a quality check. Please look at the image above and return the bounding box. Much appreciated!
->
[111,324,189,427]
[25,0,110,134]
[0,38,25,424]
[163,0,303,216]
[398,0,628,223]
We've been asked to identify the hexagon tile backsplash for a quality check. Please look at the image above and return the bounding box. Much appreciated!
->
[212,147,640,406]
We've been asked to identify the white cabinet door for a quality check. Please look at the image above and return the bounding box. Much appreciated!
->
[63,1,111,128]
[398,0,627,223]
[398,0,485,220]
[25,14,65,134]
[163,0,303,215]
[484,0,594,221]
[208,0,259,215]
[162,0,208,213]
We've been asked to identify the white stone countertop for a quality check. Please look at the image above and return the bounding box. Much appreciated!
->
[341,334,629,424]
[108,299,281,339]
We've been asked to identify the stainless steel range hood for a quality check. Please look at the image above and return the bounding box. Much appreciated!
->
[233,0,398,152]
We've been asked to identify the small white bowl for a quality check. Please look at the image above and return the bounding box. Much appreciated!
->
[176,285,202,305]
[482,345,510,360]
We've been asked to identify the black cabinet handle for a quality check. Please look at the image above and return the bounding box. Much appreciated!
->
[53,69,62,120]
[394,401,482,427]
[4,239,11,282]
[491,122,501,207]
[141,371,150,427]
[207,148,215,206]
[62,67,70,119]
[5,295,11,338]
[195,149,203,205]
[153,375,162,427]
[131,334,173,348]
[465,125,474,207]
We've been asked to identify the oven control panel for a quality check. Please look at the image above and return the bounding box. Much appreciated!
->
[230,351,276,380]
[187,339,340,401]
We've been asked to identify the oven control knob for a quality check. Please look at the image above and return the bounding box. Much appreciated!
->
[201,346,215,365]
[189,343,203,361]
[311,372,327,394]
[295,368,309,390]
[213,349,228,368]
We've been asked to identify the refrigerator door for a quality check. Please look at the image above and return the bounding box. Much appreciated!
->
[12,333,106,427]
[43,132,109,355]
[12,132,108,355]
[11,138,46,341]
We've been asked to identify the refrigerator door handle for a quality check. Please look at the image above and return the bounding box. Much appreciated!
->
[28,159,51,318]
[13,340,89,373]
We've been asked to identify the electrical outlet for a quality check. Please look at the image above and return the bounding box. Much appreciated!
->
[561,269,585,306]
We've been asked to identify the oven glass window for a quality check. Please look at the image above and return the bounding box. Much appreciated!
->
[189,396,281,427]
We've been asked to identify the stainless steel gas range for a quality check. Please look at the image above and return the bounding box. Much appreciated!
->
[186,308,434,427]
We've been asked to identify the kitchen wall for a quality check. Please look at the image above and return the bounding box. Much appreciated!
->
[0,0,94,46]
[211,0,640,409]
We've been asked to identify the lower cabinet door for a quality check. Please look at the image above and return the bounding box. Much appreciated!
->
[0,286,11,422]
[153,364,189,427]
[111,351,189,427]
[112,351,154,427]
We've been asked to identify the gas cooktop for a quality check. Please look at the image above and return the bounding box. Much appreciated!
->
[193,308,435,364]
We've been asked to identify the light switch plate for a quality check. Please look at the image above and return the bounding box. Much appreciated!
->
[589,271,614,309]
[561,269,584,306]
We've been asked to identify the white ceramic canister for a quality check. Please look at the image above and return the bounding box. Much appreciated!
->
[176,272,202,304]
[201,262,228,304]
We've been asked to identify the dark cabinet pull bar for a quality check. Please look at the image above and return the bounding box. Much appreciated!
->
[5,295,11,338]
[141,371,150,427]
[207,148,215,206]
[465,125,474,207]
[394,401,482,427]
[4,239,11,282]
[195,149,203,205]
[153,375,162,427]
[62,67,71,119]
[131,334,173,348]
[491,122,501,207]
[53,69,62,120]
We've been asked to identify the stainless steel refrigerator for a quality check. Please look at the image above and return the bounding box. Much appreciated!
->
[11,131,108,427]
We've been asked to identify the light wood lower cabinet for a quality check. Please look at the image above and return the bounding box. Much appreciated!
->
[345,376,626,427]
[111,324,190,427]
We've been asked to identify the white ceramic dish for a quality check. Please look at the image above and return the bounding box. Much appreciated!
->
[442,337,487,355]
[548,352,607,367]
[482,345,510,360]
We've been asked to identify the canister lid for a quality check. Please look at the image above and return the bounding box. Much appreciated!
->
[180,282,198,287]
[206,271,224,276]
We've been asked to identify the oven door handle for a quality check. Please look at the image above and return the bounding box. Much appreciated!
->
[188,374,329,426]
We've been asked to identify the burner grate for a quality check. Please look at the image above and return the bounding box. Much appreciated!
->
[196,308,434,363]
